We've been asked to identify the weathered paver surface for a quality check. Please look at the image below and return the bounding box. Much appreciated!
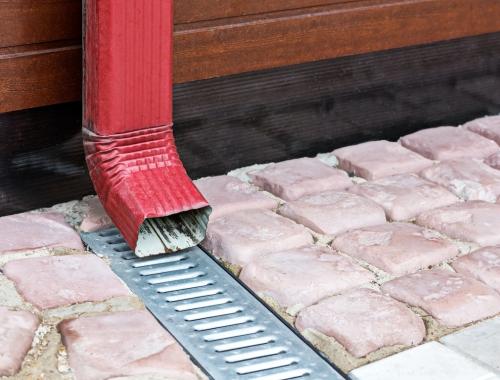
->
[486,151,500,170]
[239,245,375,308]
[296,288,425,358]
[349,174,459,220]
[3,254,131,310]
[440,317,500,376]
[349,341,500,380]
[415,201,500,247]
[332,140,433,180]
[400,126,500,160]
[381,269,500,328]
[452,246,500,294]
[277,190,386,237]
[419,157,500,202]
[202,209,313,266]
[0,307,40,377]
[0,212,84,254]
[462,115,500,145]
[332,223,458,275]
[58,310,198,380]
[251,157,353,201]
[194,175,278,220]
[79,197,115,232]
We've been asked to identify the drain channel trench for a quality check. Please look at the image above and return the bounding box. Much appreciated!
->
[81,228,345,380]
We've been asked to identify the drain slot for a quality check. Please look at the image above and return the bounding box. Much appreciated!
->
[81,229,345,380]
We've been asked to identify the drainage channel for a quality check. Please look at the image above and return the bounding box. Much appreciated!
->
[81,228,345,380]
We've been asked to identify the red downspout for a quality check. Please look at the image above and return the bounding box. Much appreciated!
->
[82,0,211,256]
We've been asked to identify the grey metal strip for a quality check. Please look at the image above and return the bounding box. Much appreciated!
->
[81,228,345,380]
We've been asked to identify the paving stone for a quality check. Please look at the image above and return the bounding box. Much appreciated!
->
[415,201,500,247]
[201,209,313,266]
[79,197,115,232]
[296,288,425,358]
[452,247,500,294]
[277,190,386,237]
[485,151,500,170]
[381,269,500,328]
[440,317,500,375]
[332,140,433,180]
[419,157,500,202]
[194,175,278,220]
[400,126,500,161]
[58,310,197,380]
[250,157,353,201]
[0,307,41,376]
[332,223,459,275]
[3,254,131,310]
[239,245,375,308]
[0,212,84,254]
[349,341,499,380]
[462,115,500,145]
[349,174,459,220]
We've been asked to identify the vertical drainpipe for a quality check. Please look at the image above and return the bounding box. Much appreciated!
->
[82,0,211,257]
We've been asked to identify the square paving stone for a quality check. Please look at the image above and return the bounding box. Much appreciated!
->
[58,310,197,380]
[381,269,500,328]
[420,157,500,202]
[0,212,84,254]
[250,157,353,201]
[277,190,386,237]
[332,223,459,275]
[440,317,500,375]
[486,152,500,170]
[349,341,499,380]
[463,115,500,145]
[3,254,131,310]
[0,307,40,377]
[400,126,499,161]
[194,175,278,220]
[332,140,433,180]
[201,209,313,266]
[239,245,375,308]
[415,201,500,247]
[349,174,459,221]
[452,247,500,294]
[79,197,115,232]
[295,288,425,358]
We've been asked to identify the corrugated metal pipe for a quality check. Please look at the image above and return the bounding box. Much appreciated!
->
[82,0,211,256]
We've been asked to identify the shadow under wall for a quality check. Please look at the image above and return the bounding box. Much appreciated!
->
[0,32,500,215]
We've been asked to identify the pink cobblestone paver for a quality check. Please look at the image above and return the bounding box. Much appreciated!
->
[251,157,353,201]
[381,269,500,328]
[452,247,500,294]
[295,288,425,358]
[79,197,115,232]
[462,115,500,145]
[201,209,313,266]
[3,254,131,310]
[239,245,375,308]
[349,174,459,221]
[415,201,500,247]
[332,223,458,275]
[194,175,278,220]
[332,140,433,180]
[419,157,500,202]
[400,126,499,161]
[485,151,500,170]
[277,190,386,237]
[0,307,40,376]
[58,310,197,380]
[0,212,84,254]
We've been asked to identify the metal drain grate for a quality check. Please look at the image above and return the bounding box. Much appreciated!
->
[81,228,345,380]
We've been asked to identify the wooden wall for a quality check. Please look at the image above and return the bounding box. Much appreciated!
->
[1,0,500,113]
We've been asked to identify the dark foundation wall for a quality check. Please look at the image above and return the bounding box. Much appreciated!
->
[1,32,500,215]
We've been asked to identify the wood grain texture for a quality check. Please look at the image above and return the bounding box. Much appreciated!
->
[0,40,82,113]
[0,0,81,48]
